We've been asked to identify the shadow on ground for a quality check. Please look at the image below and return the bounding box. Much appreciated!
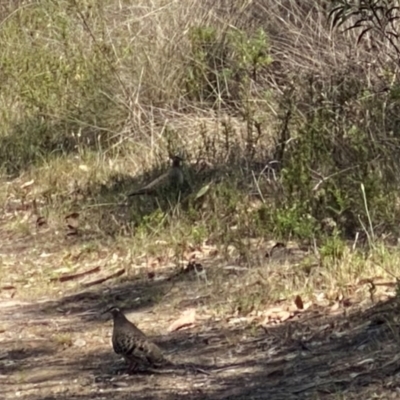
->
[62,151,278,239]
[2,273,400,400]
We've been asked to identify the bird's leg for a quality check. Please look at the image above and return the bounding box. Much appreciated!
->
[128,361,139,373]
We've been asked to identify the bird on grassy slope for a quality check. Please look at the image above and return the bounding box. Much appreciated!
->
[128,155,184,197]
[103,306,169,372]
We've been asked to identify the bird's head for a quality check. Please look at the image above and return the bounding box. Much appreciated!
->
[102,305,122,318]
[169,154,184,167]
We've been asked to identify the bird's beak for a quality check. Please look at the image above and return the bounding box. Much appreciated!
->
[101,306,114,315]
[169,155,184,161]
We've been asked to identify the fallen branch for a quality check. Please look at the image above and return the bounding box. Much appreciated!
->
[83,268,125,287]
[50,266,101,282]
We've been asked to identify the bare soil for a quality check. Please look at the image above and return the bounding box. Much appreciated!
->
[2,230,400,399]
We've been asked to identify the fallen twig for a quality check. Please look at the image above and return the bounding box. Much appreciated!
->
[50,266,101,282]
[83,268,125,287]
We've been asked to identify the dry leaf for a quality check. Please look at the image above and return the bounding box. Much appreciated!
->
[330,302,340,312]
[73,338,86,347]
[341,297,353,307]
[167,308,196,332]
[228,317,250,325]
[314,292,325,302]
[208,248,219,257]
[275,311,291,322]
[20,179,34,189]
[147,271,155,280]
[66,226,79,236]
[294,295,304,310]
[66,213,80,232]
[1,285,16,290]
[146,257,160,269]
[263,306,285,318]
[260,310,292,326]
[36,216,47,227]
[65,212,80,220]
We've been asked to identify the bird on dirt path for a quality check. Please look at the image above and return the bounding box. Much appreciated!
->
[103,306,170,372]
[128,155,184,197]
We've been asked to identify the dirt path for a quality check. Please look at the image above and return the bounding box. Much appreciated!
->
[2,289,400,400]
[1,221,400,399]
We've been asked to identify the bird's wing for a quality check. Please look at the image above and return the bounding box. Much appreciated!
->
[141,171,169,190]
[139,339,165,364]
[169,167,184,185]
[128,172,170,196]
